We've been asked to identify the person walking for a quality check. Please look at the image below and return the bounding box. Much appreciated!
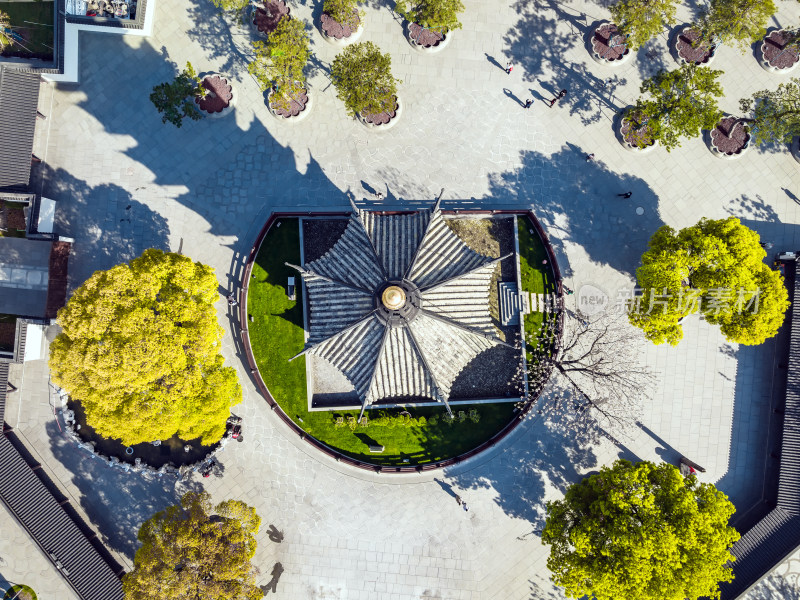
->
[524,98,533,109]
[227,293,238,306]
[374,191,384,201]
[558,89,567,99]
[506,62,513,74]
[463,502,469,512]
[617,191,632,198]
[549,90,567,107]
[585,153,595,162]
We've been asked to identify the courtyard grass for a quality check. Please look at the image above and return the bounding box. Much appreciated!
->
[247,218,518,466]
[0,2,54,60]
[518,217,557,355]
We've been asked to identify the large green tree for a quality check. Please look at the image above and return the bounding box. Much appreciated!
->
[633,64,724,151]
[49,249,242,445]
[610,0,679,51]
[149,62,205,128]
[740,77,800,146]
[330,41,401,117]
[123,491,262,600]
[248,17,310,109]
[0,11,13,50]
[701,0,775,52]
[542,460,740,600]
[629,217,789,346]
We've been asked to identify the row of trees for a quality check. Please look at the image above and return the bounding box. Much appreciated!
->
[610,0,776,52]
[625,64,800,150]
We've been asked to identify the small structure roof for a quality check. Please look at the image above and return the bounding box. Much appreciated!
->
[293,202,513,416]
[0,237,51,317]
[0,68,40,191]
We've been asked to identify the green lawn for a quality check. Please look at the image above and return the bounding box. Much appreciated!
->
[0,1,54,60]
[247,218,517,466]
[518,217,558,356]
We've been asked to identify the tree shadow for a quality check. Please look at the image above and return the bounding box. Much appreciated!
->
[482,145,665,279]
[185,0,254,79]
[44,420,188,558]
[39,164,171,291]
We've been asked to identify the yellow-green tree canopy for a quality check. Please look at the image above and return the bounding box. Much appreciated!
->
[630,217,789,346]
[49,249,242,445]
[542,460,740,600]
[123,491,262,600]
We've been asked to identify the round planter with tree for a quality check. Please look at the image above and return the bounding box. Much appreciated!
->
[395,0,464,53]
[250,0,289,38]
[740,77,800,154]
[627,63,724,151]
[590,22,631,65]
[149,62,209,128]
[248,18,313,121]
[331,41,403,129]
[758,29,800,73]
[195,73,235,119]
[700,0,776,54]
[320,0,363,46]
[618,108,656,152]
[708,115,751,159]
[3,585,37,600]
[609,0,678,53]
[675,27,717,64]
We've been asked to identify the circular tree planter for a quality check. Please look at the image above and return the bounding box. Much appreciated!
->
[590,22,631,65]
[195,73,235,119]
[267,85,313,122]
[250,0,289,39]
[357,95,402,130]
[406,22,451,53]
[4,586,36,600]
[618,109,657,153]
[757,29,800,73]
[709,115,751,159]
[320,11,363,46]
[675,26,717,65]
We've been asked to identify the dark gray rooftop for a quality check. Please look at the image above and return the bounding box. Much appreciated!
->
[0,68,40,190]
[721,259,800,599]
[0,237,51,317]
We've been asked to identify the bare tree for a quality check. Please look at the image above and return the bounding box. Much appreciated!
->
[528,311,655,432]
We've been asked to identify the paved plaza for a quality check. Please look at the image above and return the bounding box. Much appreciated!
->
[3,0,800,597]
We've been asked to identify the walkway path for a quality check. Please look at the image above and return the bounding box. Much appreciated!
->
[7,0,800,597]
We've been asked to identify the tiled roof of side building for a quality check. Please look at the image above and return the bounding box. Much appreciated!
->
[721,258,800,599]
[0,68,41,190]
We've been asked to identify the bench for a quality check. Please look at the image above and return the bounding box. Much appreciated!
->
[369,445,385,453]
[287,276,296,301]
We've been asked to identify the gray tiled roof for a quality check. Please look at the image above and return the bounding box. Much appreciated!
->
[0,68,40,190]
[721,259,800,599]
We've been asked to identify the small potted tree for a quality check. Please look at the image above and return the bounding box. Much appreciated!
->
[590,21,631,65]
[758,28,800,73]
[676,0,775,63]
[708,115,751,159]
[395,0,465,52]
[249,18,312,120]
[150,62,206,127]
[195,72,235,119]
[610,0,678,53]
[331,41,403,129]
[250,0,290,38]
[740,77,800,162]
[618,108,656,152]
[320,0,364,46]
[623,63,724,151]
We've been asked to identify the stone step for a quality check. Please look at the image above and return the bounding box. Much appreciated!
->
[499,281,521,326]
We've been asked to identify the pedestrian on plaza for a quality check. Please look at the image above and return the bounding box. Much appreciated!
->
[524,98,533,109]
[563,286,574,295]
[375,191,384,201]
[463,502,469,512]
[558,89,567,99]
[227,293,238,306]
[617,191,632,198]
[455,494,463,506]
[761,241,774,250]
[506,62,513,74]
[602,77,613,88]
[585,153,595,162]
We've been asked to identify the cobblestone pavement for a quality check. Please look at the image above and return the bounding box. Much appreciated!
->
[7,0,800,597]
